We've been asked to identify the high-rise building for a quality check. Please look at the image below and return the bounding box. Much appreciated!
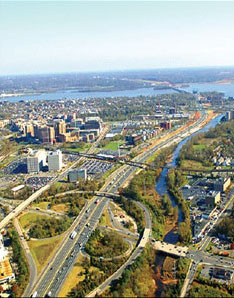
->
[24,123,34,138]
[160,121,171,130]
[34,125,55,144]
[27,149,47,173]
[70,118,84,128]
[68,168,87,182]
[84,117,102,131]
[54,120,66,138]
[48,150,63,171]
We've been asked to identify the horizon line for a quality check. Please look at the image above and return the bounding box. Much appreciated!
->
[1,64,234,77]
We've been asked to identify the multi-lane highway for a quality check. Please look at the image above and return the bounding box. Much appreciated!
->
[0,125,109,231]
[30,111,210,297]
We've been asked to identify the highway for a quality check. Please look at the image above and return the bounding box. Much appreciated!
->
[0,125,109,231]
[30,111,209,297]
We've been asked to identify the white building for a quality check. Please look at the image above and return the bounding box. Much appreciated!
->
[48,150,63,171]
[0,235,7,262]
[27,149,47,173]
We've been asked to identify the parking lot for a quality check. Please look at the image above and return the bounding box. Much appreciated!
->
[25,176,54,190]
[1,158,27,175]
[63,154,80,163]
[201,264,234,285]
[80,160,114,177]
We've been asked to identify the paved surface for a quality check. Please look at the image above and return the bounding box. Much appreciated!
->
[152,240,188,257]
[29,113,208,297]
[181,186,234,296]
[13,218,37,297]
[0,125,108,230]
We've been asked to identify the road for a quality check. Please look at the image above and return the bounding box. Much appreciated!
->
[13,218,37,297]
[0,124,109,230]
[181,186,234,296]
[30,111,209,297]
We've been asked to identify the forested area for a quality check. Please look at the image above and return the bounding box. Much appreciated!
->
[98,93,196,121]
[162,257,191,297]
[85,228,129,258]
[68,256,127,297]
[29,216,72,238]
[188,268,234,297]
[215,204,234,241]
[8,229,29,297]
[167,168,191,244]
[113,196,145,233]
[178,119,234,168]
[123,145,178,239]
[102,246,156,297]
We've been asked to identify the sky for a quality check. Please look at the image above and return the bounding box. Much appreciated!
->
[0,1,233,75]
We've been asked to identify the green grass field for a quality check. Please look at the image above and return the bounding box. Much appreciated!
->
[32,201,50,210]
[193,144,206,151]
[66,144,91,152]
[28,236,63,274]
[102,141,124,151]
[19,212,49,230]
[181,159,213,170]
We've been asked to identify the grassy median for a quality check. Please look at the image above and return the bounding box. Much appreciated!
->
[28,236,64,274]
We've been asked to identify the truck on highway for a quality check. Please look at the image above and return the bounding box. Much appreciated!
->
[70,231,77,239]
[31,291,38,298]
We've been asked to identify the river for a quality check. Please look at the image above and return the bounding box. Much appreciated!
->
[181,82,234,98]
[1,82,234,102]
[155,113,224,244]
[0,87,177,102]
[154,113,224,297]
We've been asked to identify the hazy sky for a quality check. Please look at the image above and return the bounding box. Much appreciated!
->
[0,1,233,75]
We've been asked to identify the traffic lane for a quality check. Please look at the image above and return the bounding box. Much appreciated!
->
[50,199,109,297]
[35,199,103,296]
[34,115,209,296]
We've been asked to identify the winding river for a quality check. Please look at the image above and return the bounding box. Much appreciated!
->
[154,113,224,296]
[155,113,224,244]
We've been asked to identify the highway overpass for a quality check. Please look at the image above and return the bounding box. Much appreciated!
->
[151,240,188,257]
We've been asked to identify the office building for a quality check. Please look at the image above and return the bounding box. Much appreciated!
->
[24,123,34,138]
[54,120,66,138]
[160,121,171,130]
[48,150,63,171]
[84,117,102,132]
[70,118,84,128]
[27,149,47,173]
[34,125,55,144]
[205,191,221,208]
[68,168,87,182]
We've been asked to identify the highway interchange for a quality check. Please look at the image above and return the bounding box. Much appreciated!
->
[2,111,230,297]
[29,110,208,297]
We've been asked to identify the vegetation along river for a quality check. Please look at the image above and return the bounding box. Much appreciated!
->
[154,113,224,296]
[155,113,224,244]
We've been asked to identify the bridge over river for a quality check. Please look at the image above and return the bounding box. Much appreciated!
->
[151,240,188,257]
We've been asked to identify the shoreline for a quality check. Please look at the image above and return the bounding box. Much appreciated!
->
[1,79,234,99]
